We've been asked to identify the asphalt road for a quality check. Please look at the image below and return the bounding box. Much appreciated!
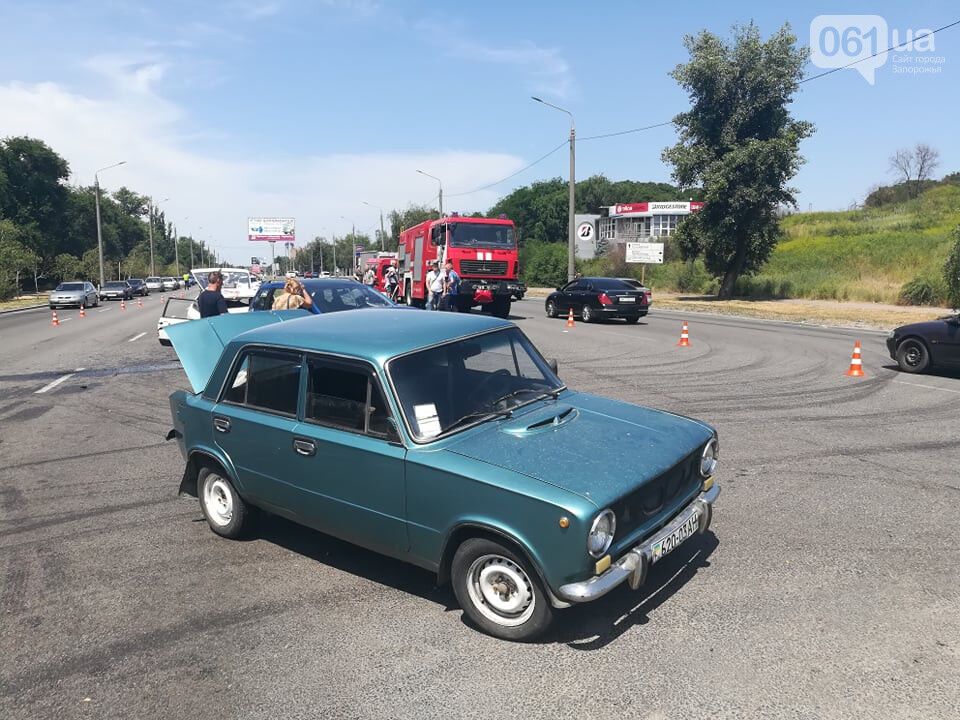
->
[1,297,958,719]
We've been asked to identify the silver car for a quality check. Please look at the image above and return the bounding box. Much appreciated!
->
[49,281,99,309]
[161,277,181,291]
[145,277,164,292]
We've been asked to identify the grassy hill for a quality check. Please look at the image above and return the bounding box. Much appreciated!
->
[600,184,960,305]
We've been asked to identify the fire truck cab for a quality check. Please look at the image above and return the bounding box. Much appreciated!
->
[398,215,519,317]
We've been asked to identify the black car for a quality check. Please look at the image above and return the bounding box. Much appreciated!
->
[545,277,651,323]
[886,314,960,373]
[127,278,149,296]
[100,281,133,301]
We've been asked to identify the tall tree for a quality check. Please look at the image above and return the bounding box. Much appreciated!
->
[387,204,438,248]
[945,224,960,311]
[663,23,813,298]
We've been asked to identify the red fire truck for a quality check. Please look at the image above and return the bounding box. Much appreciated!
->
[397,214,521,317]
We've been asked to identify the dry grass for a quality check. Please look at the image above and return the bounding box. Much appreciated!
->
[0,295,48,312]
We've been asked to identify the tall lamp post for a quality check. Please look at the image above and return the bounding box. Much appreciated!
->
[416,170,443,218]
[532,96,576,282]
[95,161,127,288]
[147,196,169,277]
[362,201,386,250]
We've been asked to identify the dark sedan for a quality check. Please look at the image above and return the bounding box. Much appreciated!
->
[249,277,401,314]
[100,281,133,301]
[127,278,149,296]
[545,277,651,323]
[886,314,960,373]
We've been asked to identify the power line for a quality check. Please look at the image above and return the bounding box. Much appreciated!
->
[578,120,674,142]
[800,18,959,83]
[445,140,568,198]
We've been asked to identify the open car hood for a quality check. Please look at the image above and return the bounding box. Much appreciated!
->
[165,311,299,393]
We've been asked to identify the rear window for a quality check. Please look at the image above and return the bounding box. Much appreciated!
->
[57,283,83,291]
[590,278,633,291]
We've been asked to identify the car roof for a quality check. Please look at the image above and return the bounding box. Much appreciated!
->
[232,308,511,366]
[257,278,364,290]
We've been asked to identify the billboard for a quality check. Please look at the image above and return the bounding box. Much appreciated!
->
[248,217,295,242]
[626,242,665,264]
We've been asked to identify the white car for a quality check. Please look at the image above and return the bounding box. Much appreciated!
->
[161,277,180,291]
[145,277,164,292]
[192,267,261,302]
[157,297,248,345]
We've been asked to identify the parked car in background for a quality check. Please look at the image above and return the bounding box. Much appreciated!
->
[99,281,133,301]
[887,314,960,373]
[545,277,650,323]
[191,268,260,302]
[49,281,99,309]
[157,296,250,345]
[507,281,527,301]
[162,277,180,291]
[127,278,149,296]
[164,310,719,641]
[249,278,402,314]
[145,277,164,292]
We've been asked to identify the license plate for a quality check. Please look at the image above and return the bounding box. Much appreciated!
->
[650,511,700,564]
[618,296,635,303]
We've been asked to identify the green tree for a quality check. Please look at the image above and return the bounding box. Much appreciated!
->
[662,23,813,298]
[0,219,38,298]
[945,224,960,310]
[387,204,437,249]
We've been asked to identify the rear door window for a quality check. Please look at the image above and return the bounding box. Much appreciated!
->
[223,350,302,417]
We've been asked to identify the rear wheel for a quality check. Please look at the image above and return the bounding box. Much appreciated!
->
[545,300,558,318]
[896,338,930,373]
[451,537,554,642]
[624,315,639,324]
[581,304,596,323]
[491,297,511,318]
[198,466,252,539]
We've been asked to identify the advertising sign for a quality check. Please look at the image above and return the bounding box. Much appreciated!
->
[248,217,295,242]
[612,201,704,216]
[577,221,595,242]
[626,242,665,264]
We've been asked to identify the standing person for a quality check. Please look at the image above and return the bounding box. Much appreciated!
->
[441,260,461,312]
[272,277,317,314]
[384,261,399,300]
[426,261,442,311]
[363,265,376,286]
[197,271,228,318]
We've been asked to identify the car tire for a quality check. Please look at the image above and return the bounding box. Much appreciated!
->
[451,537,554,642]
[624,315,640,324]
[545,300,558,318]
[896,338,930,374]
[198,466,252,539]
[581,304,595,323]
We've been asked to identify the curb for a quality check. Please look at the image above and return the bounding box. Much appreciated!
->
[0,303,48,315]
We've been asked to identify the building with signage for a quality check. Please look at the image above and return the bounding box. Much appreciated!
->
[591,201,703,256]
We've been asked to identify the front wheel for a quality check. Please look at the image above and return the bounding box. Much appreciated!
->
[451,537,554,642]
[581,304,596,323]
[198,466,252,539]
[896,339,930,373]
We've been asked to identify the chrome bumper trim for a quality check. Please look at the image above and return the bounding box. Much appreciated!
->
[557,483,720,603]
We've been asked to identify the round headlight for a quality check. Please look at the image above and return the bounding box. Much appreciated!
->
[700,438,718,478]
[587,509,616,558]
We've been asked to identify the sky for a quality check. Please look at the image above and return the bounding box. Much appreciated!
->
[0,0,957,263]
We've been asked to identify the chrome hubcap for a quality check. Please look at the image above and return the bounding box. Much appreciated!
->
[466,554,535,627]
[203,477,234,527]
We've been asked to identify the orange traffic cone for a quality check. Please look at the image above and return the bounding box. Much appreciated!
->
[120,299,126,311]
[566,308,575,328]
[78,305,86,319]
[845,340,865,377]
[677,320,691,347]
[51,310,59,326]
[137,296,143,308]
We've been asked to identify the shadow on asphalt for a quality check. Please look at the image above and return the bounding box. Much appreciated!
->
[882,362,960,380]
[247,511,718,647]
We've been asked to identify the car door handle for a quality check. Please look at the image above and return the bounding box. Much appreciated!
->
[292,438,316,457]
[213,416,231,433]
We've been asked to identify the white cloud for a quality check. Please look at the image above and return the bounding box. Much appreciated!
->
[0,67,524,263]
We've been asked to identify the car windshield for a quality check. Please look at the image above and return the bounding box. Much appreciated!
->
[129,279,143,285]
[311,283,393,312]
[105,282,126,289]
[146,277,160,282]
[448,223,515,249]
[389,327,563,441]
[57,283,83,291]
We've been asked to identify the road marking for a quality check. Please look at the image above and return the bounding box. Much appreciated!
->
[128,331,147,342]
[892,379,960,395]
[35,373,74,394]
[60,317,72,322]
[99,308,111,313]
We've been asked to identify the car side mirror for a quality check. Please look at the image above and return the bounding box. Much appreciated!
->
[548,358,559,376]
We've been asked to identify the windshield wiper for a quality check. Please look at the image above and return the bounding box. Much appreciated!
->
[488,387,561,409]
[445,408,512,432]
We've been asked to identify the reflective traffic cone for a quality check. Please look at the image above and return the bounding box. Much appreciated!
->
[120,299,126,311]
[137,296,143,308]
[566,308,575,328]
[845,340,865,377]
[78,306,86,319]
[677,320,691,347]
[51,310,59,326]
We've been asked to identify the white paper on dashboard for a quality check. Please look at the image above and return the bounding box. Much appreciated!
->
[414,403,441,438]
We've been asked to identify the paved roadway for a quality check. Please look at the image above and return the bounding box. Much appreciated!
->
[0,296,958,719]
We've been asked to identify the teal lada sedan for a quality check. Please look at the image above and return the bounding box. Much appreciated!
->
[165,309,720,641]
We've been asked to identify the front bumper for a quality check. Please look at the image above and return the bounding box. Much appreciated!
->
[557,482,720,603]
[885,336,898,360]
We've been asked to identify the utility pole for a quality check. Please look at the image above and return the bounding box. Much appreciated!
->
[416,170,443,218]
[94,161,126,288]
[148,199,155,277]
[532,97,576,281]
[362,201,387,250]
[173,224,180,276]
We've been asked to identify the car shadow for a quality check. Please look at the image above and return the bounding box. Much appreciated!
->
[246,510,717,646]
[882,362,960,380]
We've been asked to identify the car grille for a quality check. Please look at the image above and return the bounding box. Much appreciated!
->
[611,450,701,540]
[459,260,509,276]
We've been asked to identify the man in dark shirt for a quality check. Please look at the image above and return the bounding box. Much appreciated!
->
[197,271,227,318]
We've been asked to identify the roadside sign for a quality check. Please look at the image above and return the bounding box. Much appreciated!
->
[626,242,664,264]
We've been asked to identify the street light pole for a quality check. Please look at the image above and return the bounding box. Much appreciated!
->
[532,97,576,282]
[94,161,126,288]
[362,201,387,250]
[416,170,443,218]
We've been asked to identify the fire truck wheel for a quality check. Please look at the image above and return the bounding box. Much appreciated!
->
[491,298,511,319]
